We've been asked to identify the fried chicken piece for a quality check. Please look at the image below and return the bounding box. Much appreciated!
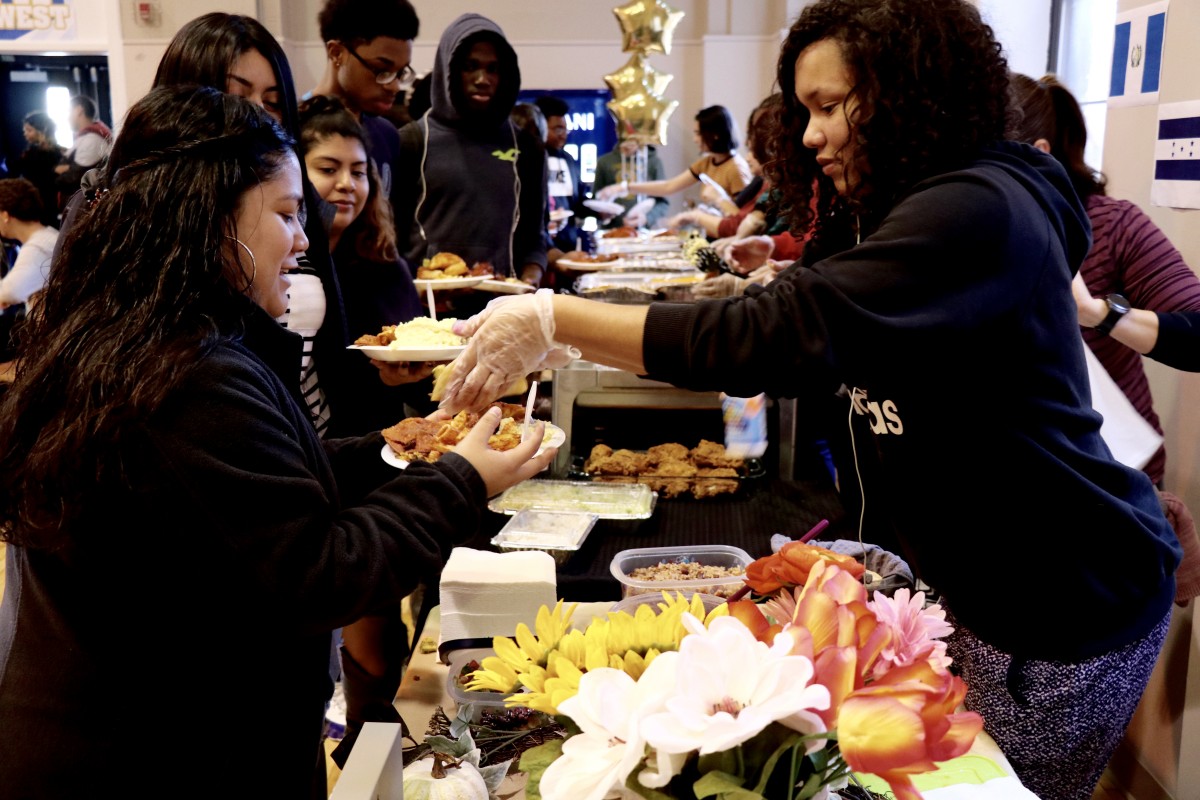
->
[594,475,637,484]
[584,444,613,474]
[690,439,744,469]
[640,477,691,498]
[590,448,649,476]
[382,417,436,449]
[691,479,739,499]
[492,402,527,421]
[696,467,738,478]
[652,458,698,478]
[355,324,399,347]
[647,443,690,465]
[487,417,523,451]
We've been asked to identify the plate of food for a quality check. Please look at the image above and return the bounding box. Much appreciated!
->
[380,405,565,469]
[413,275,488,291]
[583,199,625,216]
[414,252,492,290]
[476,277,536,294]
[597,225,640,239]
[351,317,466,362]
[557,252,625,271]
[350,344,465,362]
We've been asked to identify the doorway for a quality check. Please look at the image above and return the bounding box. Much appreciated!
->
[0,53,110,178]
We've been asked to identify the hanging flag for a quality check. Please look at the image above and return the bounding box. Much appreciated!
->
[1151,100,1200,209]
[1108,1,1169,108]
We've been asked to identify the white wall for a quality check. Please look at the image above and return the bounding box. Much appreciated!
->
[977,0,1052,77]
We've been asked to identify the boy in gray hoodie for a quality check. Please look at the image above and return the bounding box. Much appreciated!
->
[394,14,548,290]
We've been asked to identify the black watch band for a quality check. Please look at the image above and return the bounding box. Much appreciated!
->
[1095,293,1131,336]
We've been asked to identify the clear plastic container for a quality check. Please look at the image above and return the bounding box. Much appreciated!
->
[445,647,513,723]
[490,509,598,564]
[610,544,753,599]
[488,479,656,519]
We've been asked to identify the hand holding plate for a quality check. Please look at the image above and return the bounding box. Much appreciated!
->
[452,407,556,497]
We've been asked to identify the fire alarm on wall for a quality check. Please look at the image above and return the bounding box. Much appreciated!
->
[135,1,159,26]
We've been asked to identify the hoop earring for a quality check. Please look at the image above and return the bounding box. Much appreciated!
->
[226,235,257,288]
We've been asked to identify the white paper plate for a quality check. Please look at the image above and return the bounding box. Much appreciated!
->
[583,199,625,216]
[382,422,566,469]
[476,278,536,294]
[557,256,630,271]
[413,275,488,291]
[348,344,466,363]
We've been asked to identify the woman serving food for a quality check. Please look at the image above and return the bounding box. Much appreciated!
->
[435,1,1180,797]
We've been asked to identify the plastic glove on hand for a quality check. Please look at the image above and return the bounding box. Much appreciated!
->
[596,183,624,202]
[691,273,747,299]
[441,289,579,412]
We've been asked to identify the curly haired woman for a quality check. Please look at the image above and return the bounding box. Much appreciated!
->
[433,1,1180,797]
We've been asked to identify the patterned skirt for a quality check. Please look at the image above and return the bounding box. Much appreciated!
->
[945,608,1171,800]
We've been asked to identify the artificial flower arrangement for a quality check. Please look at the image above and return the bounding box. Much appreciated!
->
[464,542,983,800]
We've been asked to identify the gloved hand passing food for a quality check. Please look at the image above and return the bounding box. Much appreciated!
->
[438,289,579,412]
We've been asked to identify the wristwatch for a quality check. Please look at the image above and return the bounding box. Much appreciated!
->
[1094,293,1131,336]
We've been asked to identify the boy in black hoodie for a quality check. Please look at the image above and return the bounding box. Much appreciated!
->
[394,14,548,292]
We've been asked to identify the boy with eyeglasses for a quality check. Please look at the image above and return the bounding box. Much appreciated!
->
[310,0,419,219]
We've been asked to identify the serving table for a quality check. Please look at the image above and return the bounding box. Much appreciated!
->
[467,475,848,602]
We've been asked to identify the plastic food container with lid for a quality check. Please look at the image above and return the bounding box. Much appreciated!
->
[490,508,599,565]
[488,479,656,519]
[610,544,753,599]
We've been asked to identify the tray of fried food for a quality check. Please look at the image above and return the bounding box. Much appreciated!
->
[574,270,706,303]
[572,439,759,499]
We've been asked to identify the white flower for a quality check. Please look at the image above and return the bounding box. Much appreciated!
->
[640,614,831,758]
[540,654,680,800]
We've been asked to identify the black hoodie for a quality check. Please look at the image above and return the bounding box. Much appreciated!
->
[643,141,1180,662]
[394,14,547,279]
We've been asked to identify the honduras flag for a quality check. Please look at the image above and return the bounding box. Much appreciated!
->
[1151,101,1200,209]
[1108,1,1168,108]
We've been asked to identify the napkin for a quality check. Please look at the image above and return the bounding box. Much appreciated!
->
[438,548,557,650]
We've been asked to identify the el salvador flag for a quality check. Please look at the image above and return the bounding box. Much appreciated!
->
[1151,101,1200,209]
[1109,3,1168,107]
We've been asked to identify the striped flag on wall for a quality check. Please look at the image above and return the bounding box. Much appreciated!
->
[1108,1,1169,108]
[1151,101,1200,209]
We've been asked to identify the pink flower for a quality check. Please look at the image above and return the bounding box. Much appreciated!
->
[866,588,954,677]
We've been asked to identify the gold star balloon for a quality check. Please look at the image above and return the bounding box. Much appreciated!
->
[607,91,679,147]
[604,54,674,102]
[613,0,685,56]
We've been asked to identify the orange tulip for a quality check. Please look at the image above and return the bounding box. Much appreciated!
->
[744,542,866,595]
[726,599,781,644]
[836,660,983,799]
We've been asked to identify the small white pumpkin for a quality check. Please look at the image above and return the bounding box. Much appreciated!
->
[402,753,490,800]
